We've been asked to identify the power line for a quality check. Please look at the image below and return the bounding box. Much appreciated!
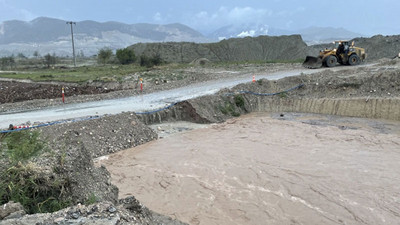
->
[66,21,76,67]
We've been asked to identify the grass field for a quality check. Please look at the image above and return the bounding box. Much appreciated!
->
[0,58,303,83]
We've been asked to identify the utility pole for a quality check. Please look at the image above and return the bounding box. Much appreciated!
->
[66,21,76,67]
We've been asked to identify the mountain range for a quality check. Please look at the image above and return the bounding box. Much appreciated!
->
[0,17,365,57]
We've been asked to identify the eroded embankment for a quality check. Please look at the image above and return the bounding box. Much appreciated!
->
[0,112,188,224]
[137,78,400,125]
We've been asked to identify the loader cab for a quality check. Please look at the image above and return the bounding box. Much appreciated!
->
[334,41,351,52]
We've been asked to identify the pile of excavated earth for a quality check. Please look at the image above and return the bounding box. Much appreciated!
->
[0,35,400,224]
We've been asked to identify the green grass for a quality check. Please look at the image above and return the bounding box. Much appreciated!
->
[0,64,149,83]
[1,130,45,163]
[219,101,241,117]
[0,58,303,83]
[85,193,98,205]
[0,131,71,214]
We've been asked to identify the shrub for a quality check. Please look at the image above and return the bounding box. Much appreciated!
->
[140,54,163,68]
[116,48,136,65]
[97,48,113,65]
[234,94,245,108]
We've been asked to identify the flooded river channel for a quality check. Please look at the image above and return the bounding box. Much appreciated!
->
[98,113,400,225]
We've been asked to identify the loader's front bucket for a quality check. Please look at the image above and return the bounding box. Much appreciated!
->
[302,56,323,69]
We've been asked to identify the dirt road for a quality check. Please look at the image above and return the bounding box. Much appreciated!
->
[98,113,400,225]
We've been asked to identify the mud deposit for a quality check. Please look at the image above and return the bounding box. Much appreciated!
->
[98,113,400,225]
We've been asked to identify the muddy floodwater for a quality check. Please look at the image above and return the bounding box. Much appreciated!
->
[98,113,400,225]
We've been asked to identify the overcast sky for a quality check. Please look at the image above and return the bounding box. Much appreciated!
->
[0,0,399,36]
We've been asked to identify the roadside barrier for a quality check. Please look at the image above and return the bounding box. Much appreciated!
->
[1,83,304,133]
[62,87,65,103]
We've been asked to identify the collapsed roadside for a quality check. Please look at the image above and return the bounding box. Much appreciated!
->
[1,58,399,224]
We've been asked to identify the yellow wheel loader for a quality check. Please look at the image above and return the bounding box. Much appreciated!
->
[303,41,366,69]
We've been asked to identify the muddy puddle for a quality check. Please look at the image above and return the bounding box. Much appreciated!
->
[97,113,400,225]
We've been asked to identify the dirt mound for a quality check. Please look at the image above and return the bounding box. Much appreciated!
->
[131,35,308,63]
[353,35,400,60]
[0,81,114,104]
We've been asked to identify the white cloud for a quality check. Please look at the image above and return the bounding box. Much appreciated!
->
[0,0,36,22]
[153,12,162,23]
[191,6,273,30]
[237,30,256,38]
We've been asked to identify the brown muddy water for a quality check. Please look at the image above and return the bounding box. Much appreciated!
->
[97,113,400,225]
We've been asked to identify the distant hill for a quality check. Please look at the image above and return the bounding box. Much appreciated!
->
[208,24,364,45]
[0,17,209,57]
[294,26,364,44]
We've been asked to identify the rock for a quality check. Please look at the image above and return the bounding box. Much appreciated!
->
[108,206,117,213]
[0,200,188,225]
[0,201,26,220]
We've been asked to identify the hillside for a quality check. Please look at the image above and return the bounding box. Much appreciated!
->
[0,17,209,57]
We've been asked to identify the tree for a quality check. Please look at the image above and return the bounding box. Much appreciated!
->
[140,54,163,68]
[116,48,136,65]
[97,48,113,65]
[33,51,40,58]
[0,56,16,70]
[17,53,27,59]
[44,53,56,68]
[78,50,85,58]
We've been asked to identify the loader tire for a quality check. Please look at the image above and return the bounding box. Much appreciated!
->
[348,54,360,66]
[324,55,337,67]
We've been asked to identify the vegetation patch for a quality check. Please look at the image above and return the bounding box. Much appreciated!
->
[2,130,45,163]
[0,131,71,214]
[219,100,241,117]
[234,94,245,109]
[278,92,288,98]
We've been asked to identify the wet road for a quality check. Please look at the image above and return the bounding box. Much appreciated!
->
[99,113,400,225]
[0,68,312,129]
